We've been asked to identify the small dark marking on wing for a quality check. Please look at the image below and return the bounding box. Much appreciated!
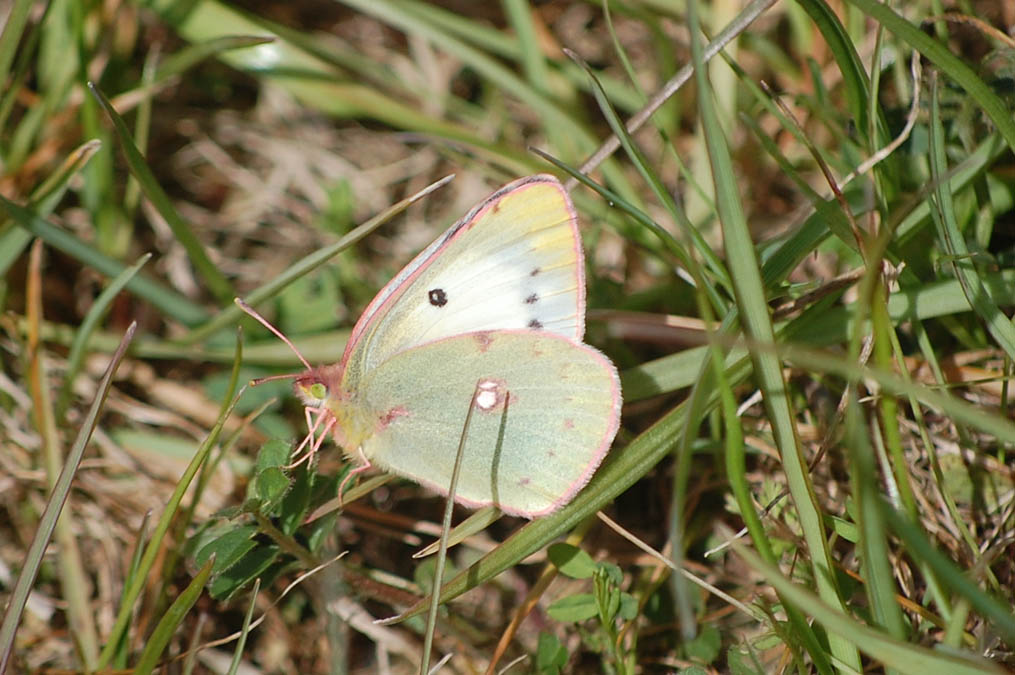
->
[524,293,539,304]
[428,288,448,307]
[528,319,543,329]
[530,267,541,276]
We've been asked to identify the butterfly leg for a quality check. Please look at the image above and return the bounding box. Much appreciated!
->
[337,447,372,507]
[287,405,328,469]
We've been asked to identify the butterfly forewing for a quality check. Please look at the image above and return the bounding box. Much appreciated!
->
[341,175,585,386]
[354,330,621,517]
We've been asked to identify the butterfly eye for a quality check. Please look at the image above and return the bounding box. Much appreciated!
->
[309,382,327,400]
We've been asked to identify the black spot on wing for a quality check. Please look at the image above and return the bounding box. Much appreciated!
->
[524,293,539,304]
[528,319,543,329]
[428,288,448,307]
[530,267,540,276]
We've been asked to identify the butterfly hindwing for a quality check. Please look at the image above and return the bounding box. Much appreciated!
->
[341,175,585,384]
[355,330,621,517]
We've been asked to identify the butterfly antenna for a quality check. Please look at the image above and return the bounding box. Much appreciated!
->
[235,297,313,371]
[249,371,305,386]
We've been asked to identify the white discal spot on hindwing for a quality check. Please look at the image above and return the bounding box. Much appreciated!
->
[474,378,509,412]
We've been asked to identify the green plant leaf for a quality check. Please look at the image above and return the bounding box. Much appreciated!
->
[208,545,282,601]
[547,593,598,623]
[535,632,568,673]
[547,543,596,579]
[195,525,258,572]
[685,624,722,664]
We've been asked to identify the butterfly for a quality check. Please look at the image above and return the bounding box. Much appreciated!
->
[243,175,621,518]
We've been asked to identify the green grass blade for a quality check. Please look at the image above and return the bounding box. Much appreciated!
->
[0,139,102,278]
[96,332,244,668]
[0,2,45,136]
[88,82,235,304]
[225,579,261,675]
[927,76,1015,361]
[0,0,34,87]
[156,34,275,79]
[26,241,99,668]
[113,512,153,668]
[0,195,209,325]
[845,394,909,640]
[688,1,858,668]
[844,0,1015,151]
[880,503,1015,647]
[133,557,215,675]
[182,174,453,343]
[791,0,874,150]
[503,0,550,95]
[570,53,732,303]
[728,531,1004,674]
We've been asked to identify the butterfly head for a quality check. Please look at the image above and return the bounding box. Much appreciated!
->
[294,375,328,408]
[235,297,342,448]
[293,366,343,409]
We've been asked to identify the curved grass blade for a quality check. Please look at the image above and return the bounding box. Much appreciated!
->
[844,395,909,640]
[87,82,234,304]
[792,0,879,152]
[420,382,480,674]
[156,35,275,80]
